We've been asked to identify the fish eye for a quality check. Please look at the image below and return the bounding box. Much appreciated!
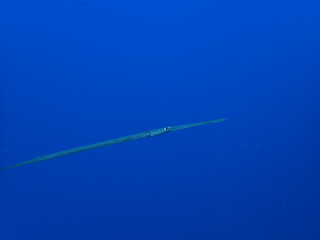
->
[164,127,171,131]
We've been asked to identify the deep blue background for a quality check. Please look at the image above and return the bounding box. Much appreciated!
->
[1,0,319,239]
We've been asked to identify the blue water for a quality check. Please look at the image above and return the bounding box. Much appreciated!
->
[1,0,319,239]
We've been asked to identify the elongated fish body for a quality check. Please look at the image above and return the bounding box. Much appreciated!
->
[0,118,225,172]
